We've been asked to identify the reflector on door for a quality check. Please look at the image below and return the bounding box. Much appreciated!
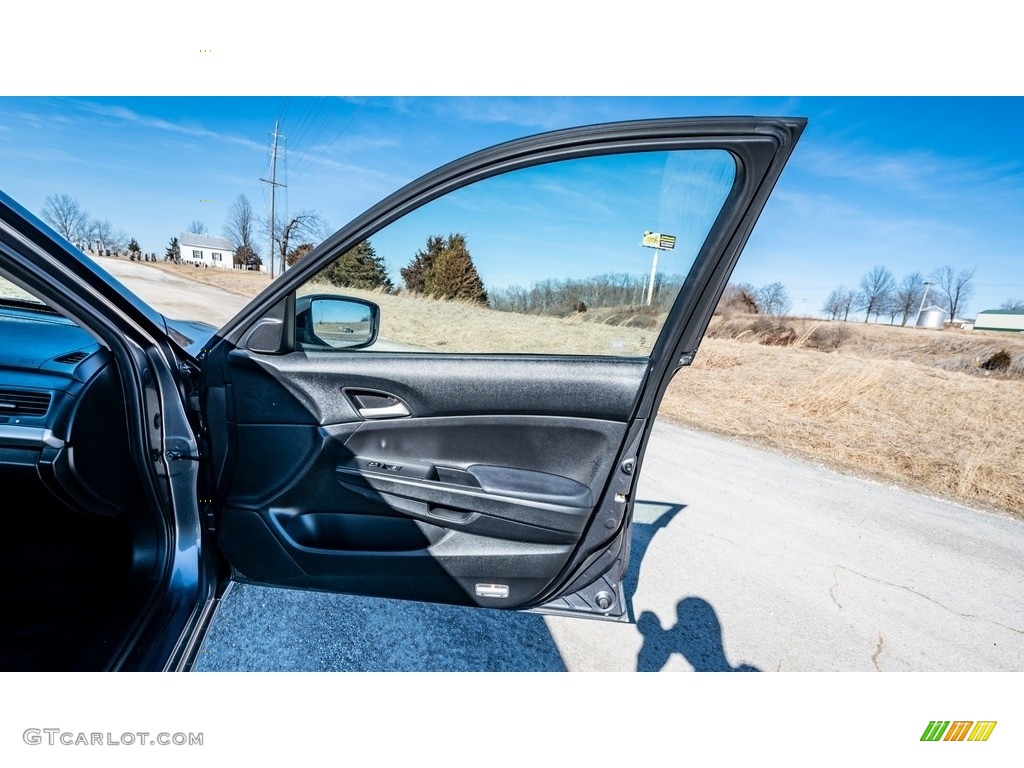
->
[475,584,510,598]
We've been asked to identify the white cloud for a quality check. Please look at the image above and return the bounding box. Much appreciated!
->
[796,141,1024,208]
[73,100,267,153]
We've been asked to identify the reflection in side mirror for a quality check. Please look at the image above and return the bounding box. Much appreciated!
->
[295,294,379,350]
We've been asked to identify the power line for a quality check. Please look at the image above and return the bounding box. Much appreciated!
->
[288,97,324,156]
[287,98,334,172]
[291,98,370,180]
[290,98,345,171]
[276,97,291,132]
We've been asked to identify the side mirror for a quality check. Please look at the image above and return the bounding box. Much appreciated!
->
[294,294,380,350]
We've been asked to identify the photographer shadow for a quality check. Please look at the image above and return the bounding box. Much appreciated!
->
[636,599,759,671]
[628,501,759,672]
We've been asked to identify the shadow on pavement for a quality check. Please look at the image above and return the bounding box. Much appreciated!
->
[627,501,758,671]
[624,500,686,620]
[636,598,759,671]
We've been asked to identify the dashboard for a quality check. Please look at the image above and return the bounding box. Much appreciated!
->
[0,302,141,517]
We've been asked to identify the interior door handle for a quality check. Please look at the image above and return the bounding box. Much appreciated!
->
[345,388,412,419]
[358,402,411,419]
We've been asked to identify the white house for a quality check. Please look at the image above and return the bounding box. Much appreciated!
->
[179,233,235,270]
[974,309,1024,333]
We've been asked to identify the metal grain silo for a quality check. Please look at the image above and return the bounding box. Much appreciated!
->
[916,305,947,329]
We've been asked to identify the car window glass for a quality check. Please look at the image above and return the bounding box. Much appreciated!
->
[0,275,47,306]
[296,149,736,355]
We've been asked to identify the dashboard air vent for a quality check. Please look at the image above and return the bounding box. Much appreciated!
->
[0,390,52,417]
[55,350,89,365]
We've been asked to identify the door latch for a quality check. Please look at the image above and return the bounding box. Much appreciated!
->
[166,450,202,462]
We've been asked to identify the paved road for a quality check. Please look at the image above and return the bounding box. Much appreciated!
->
[91,255,249,327]
[93,256,425,351]
[195,422,1024,672]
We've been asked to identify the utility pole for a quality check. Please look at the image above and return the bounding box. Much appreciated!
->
[645,250,660,306]
[260,121,286,278]
[914,281,933,327]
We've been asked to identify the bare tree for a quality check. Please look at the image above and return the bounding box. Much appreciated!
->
[838,287,856,321]
[823,287,844,320]
[187,220,208,235]
[87,219,116,254]
[843,290,856,321]
[224,195,260,269]
[490,272,689,316]
[822,285,857,321]
[855,265,896,323]
[266,211,328,276]
[883,293,902,325]
[756,282,793,316]
[41,194,90,244]
[1001,298,1024,311]
[892,271,926,326]
[822,287,842,320]
[110,229,129,256]
[931,265,976,320]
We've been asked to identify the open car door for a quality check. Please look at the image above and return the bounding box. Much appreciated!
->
[202,117,805,620]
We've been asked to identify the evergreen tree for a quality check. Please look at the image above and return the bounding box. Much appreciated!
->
[165,237,180,263]
[425,234,487,305]
[401,234,487,305]
[401,234,444,293]
[321,240,393,291]
[286,242,315,268]
[235,244,262,271]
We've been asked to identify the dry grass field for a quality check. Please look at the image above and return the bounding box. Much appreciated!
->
[662,321,1024,517]
[145,261,658,355]
[137,262,1024,517]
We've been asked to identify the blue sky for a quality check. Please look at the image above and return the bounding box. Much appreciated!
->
[1,96,1022,317]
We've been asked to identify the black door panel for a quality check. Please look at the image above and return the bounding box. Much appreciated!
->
[221,502,577,606]
[227,350,650,423]
[224,416,625,541]
[214,354,644,608]
[336,415,628,497]
[335,463,593,538]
